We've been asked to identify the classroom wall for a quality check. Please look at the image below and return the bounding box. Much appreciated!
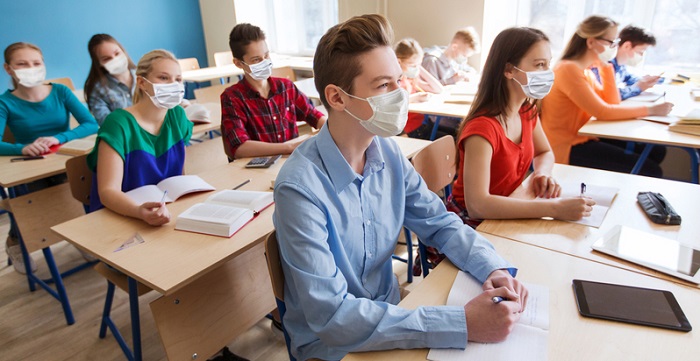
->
[0,0,207,92]
[199,0,237,67]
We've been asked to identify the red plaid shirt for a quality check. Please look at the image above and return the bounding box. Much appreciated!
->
[220,77,323,157]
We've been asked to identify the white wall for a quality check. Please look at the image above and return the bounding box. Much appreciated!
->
[199,0,237,67]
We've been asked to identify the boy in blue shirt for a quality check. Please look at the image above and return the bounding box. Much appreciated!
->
[272,14,528,361]
[611,25,661,100]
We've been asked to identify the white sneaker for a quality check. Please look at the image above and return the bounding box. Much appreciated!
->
[6,243,37,275]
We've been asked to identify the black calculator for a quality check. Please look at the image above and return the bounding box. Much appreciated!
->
[245,155,281,168]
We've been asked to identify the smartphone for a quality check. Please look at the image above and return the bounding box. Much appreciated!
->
[572,279,692,332]
[245,155,281,168]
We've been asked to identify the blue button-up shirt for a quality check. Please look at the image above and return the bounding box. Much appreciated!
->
[273,124,516,361]
[87,69,136,125]
[610,58,641,100]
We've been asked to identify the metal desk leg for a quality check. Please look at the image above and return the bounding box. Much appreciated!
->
[630,144,654,175]
[429,116,443,141]
[129,277,143,361]
[42,247,75,325]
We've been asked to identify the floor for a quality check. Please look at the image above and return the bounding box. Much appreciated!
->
[0,211,423,360]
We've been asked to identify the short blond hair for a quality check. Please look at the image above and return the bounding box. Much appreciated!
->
[133,49,178,104]
[313,14,394,109]
[394,38,423,60]
[452,27,480,53]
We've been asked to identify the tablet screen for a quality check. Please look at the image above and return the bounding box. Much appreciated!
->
[592,225,700,282]
[573,279,692,332]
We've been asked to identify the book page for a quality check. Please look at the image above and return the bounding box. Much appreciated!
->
[57,134,97,155]
[156,175,215,201]
[427,271,549,361]
[178,203,251,224]
[206,190,273,213]
[125,185,171,204]
[555,182,619,228]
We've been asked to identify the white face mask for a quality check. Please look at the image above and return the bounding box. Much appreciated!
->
[597,44,618,63]
[142,77,185,109]
[13,66,46,88]
[627,52,644,67]
[243,58,272,81]
[340,87,409,137]
[404,66,419,79]
[512,66,555,99]
[103,53,129,76]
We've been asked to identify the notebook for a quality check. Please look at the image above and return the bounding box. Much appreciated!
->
[125,175,215,205]
[427,271,549,361]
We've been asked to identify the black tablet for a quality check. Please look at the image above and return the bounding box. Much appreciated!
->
[572,279,692,332]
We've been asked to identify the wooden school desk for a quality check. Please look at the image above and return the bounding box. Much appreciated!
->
[182,56,315,83]
[1,153,88,325]
[477,163,700,288]
[52,164,278,361]
[344,233,700,361]
[190,102,223,136]
[578,84,700,183]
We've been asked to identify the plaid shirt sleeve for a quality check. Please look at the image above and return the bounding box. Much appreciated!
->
[220,87,251,158]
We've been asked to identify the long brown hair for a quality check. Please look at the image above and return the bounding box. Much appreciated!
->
[455,27,549,165]
[561,15,618,60]
[4,42,43,89]
[84,34,135,103]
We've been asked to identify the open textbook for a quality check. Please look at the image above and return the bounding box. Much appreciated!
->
[556,182,619,228]
[428,271,549,361]
[125,175,215,205]
[57,134,97,156]
[175,190,274,237]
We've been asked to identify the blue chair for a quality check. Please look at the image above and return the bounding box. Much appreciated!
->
[264,230,296,361]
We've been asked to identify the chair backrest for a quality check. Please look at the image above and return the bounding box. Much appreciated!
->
[46,77,75,90]
[65,154,93,206]
[271,66,296,82]
[2,126,15,143]
[264,230,285,301]
[411,135,456,194]
[184,137,229,175]
[178,57,200,72]
[214,51,233,67]
[193,82,232,104]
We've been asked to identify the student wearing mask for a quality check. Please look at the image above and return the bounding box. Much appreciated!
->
[422,27,480,85]
[1,42,98,273]
[88,49,192,225]
[541,15,673,177]
[84,34,137,125]
[449,27,595,229]
[394,38,443,137]
[611,25,661,100]
[220,23,326,159]
[273,14,527,361]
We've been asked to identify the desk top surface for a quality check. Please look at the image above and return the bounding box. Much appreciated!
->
[345,232,700,360]
[0,153,72,188]
[579,84,700,147]
[183,56,314,82]
[477,163,700,287]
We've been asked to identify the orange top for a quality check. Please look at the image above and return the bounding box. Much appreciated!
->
[541,60,648,163]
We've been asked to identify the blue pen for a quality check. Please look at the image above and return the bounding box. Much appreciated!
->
[159,190,168,205]
[492,296,506,304]
[580,182,586,197]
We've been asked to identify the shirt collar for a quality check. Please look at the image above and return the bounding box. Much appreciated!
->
[316,124,386,194]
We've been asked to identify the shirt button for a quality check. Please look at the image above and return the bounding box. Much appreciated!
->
[277,134,281,138]
[365,220,371,225]
[368,253,373,258]
[273,116,277,120]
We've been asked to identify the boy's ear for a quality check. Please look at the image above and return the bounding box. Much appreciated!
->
[232,58,245,69]
[325,84,347,112]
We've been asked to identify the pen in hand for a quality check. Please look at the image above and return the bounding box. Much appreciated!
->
[580,182,586,197]
[492,296,506,304]
[159,190,168,206]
